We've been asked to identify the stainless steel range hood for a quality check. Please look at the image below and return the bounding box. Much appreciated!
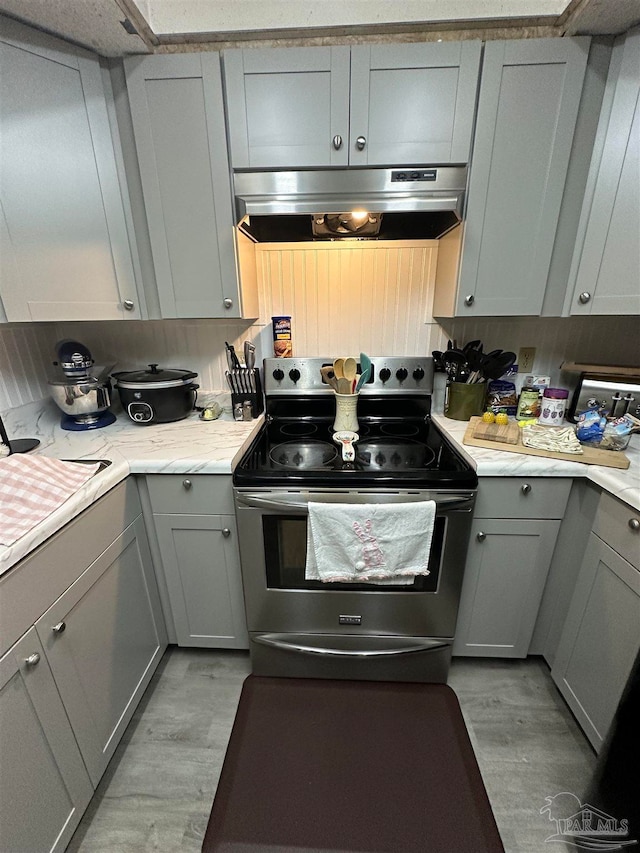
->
[234,167,467,242]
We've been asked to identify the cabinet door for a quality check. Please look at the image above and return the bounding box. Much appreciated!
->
[569,30,640,315]
[125,53,241,319]
[457,38,590,316]
[0,629,93,853]
[349,42,481,166]
[224,47,351,168]
[453,518,561,657]
[552,534,640,752]
[152,514,248,650]
[0,18,140,322]
[36,515,167,787]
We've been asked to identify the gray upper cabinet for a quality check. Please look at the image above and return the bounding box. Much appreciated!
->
[224,47,351,168]
[447,38,591,317]
[567,28,640,315]
[124,53,256,319]
[0,17,140,322]
[349,42,481,166]
[223,42,481,169]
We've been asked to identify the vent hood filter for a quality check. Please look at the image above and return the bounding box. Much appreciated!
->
[234,167,467,242]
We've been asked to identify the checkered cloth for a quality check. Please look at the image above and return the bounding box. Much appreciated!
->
[0,456,99,546]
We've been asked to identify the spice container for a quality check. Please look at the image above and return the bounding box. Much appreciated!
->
[538,388,569,426]
[516,387,541,420]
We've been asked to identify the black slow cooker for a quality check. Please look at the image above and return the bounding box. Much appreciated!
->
[112,364,199,424]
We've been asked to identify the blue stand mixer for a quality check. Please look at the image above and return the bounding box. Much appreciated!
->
[48,340,116,431]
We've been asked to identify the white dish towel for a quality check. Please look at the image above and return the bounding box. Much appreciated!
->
[305,501,436,584]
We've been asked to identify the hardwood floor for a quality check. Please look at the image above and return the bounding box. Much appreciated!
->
[67,650,596,853]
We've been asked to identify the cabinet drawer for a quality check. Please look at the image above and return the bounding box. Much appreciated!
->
[593,492,640,569]
[146,474,234,515]
[474,478,571,519]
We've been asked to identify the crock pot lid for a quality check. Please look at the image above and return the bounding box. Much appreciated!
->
[113,363,198,387]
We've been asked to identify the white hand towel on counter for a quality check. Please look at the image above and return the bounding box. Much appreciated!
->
[0,456,100,547]
[305,501,436,584]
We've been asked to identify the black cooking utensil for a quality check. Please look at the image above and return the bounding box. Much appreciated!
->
[481,351,517,381]
[463,339,483,355]
[442,350,467,382]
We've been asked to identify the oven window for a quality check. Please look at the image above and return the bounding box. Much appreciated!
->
[263,515,444,592]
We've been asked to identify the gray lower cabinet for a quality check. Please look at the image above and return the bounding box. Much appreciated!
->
[552,495,640,752]
[145,475,249,649]
[567,27,640,315]
[453,478,570,657]
[434,37,591,317]
[0,628,93,853]
[35,515,167,786]
[223,42,481,169]
[123,53,257,320]
[0,16,140,322]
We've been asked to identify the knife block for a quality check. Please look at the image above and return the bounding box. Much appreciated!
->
[231,369,264,419]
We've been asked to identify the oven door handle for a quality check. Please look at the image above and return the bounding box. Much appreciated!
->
[235,493,473,511]
[253,634,450,657]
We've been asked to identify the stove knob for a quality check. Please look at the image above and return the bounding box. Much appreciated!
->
[413,367,425,381]
[289,368,301,383]
[379,368,391,383]
[396,368,408,383]
[272,368,284,381]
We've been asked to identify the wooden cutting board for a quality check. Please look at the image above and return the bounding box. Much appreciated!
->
[471,419,520,444]
[463,417,631,469]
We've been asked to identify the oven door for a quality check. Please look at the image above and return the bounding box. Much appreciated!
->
[234,489,475,639]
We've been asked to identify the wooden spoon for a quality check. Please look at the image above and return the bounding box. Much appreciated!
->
[343,357,357,384]
[320,366,339,390]
[333,358,345,379]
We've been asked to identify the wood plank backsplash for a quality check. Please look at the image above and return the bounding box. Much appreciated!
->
[255,240,444,357]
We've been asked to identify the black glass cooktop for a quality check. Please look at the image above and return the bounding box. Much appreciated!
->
[233,397,477,489]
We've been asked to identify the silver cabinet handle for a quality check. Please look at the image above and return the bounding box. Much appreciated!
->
[25,653,40,667]
[223,298,233,309]
[52,621,66,635]
[629,518,640,531]
[464,294,475,306]
[222,528,231,538]
[182,479,192,490]
[355,135,366,151]
[332,134,343,150]
[123,300,135,311]
[476,531,486,542]
[578,292,591,304]
[521,483,532,495]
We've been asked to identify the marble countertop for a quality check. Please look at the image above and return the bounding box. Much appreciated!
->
[432,413,640,512]
[1,398,638,576]
[0,397,262,575]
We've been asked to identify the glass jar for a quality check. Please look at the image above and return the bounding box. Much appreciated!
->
[516,387,541,419]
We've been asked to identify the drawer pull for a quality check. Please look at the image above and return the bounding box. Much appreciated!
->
[25,653,40,667]
[222,528,231,538]
[52,621,66,635]
[629,518,640,532]
[476,531,486,542]
[182,479,192,490]
[521,484,531,495]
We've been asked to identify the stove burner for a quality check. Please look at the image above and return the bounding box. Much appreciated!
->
[270,440,338,469]
[280,422,318,437]
[380,423,420,438]
[356,439,436,470]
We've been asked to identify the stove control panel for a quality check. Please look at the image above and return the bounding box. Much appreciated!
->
[264,357,434,395]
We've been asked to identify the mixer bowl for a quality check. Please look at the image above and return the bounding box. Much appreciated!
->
[49,380,112,423]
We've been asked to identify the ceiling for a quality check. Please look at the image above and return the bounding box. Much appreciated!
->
[0,0,639,57]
